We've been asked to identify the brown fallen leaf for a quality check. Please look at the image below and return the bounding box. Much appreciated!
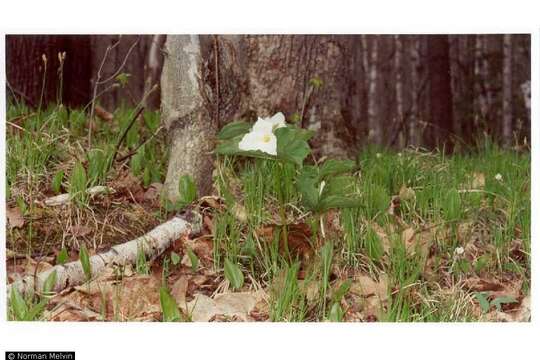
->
[401,227,432,257]
[7,206,25,229]
[143,182,163,202]
[65,274,162,321]
[348,273,389,320]
[19,257,54,278]
[170,276,188,309]
[256,223,313,261]
[187,290,267,322]
[350,274,389,300]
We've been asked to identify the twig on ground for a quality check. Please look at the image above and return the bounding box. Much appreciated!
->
[43,186,115,207]
[7,214,199,297]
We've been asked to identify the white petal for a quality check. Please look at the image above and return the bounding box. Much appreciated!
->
[238,131,277,156]
[252,118,273,133]
[238,131,263,152]
[268,112,286,129]
[257,133,277,155]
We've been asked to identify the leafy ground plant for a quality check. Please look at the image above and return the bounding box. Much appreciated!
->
[6,103,530,322]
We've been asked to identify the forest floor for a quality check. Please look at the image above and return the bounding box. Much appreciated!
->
[6,103,531,322]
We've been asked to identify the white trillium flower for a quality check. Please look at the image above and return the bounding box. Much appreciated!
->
[495,173,503,182]
[253,112,286,132]
[238,112,286,156]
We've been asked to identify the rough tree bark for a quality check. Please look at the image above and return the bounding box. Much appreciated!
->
[408,35,421,146]
[161,35,217,201]
[394,35,404,147]
[502,34,513,147]
[6,35,92,108]
[362,36,381,145]
[161,35,359,201]
[426,35,454,150]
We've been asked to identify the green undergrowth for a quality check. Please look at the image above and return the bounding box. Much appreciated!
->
[211,143,530,321]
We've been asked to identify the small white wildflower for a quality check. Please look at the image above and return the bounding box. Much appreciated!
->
[238,112,286,156]
[495,173,503,182]
[454,246,465,256]
[376,153,382,158]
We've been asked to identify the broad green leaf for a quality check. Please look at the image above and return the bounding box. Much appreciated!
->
[79,244,92,281]
[69,161,88,204]
[319,159,357,180]
[178,175,198,206]
[491,295,518,311]
[366,226,384,261]
[328,302,344,322]
[10,287,28,320]
[474,292,491,313]
[321,176,357,198]
[25,299,48,321]
[159,287,181,322]
[87,149,107,185]
[296,166,320,211]
[51,170,64,194]
[319,195,362,212]
[215,137,275,160]
[56,247,69,265]
[224,258,244,289]
[217,121,251,140]
[187,247,199,272]
[275,127,313,166]
[130,148,145,176]
[42,270,57,294]
[170,251,181,266]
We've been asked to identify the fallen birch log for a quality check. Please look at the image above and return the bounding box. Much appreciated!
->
[7,214,199,298]
[44,186,115,206]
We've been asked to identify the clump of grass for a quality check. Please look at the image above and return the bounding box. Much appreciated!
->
[211,139,530,321]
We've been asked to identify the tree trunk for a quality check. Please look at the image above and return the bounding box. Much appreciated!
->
[426,35,454,150]
[502,34,513,147]
[161,35,218,201]
[161,35,359,200]
[243,35,357,157]
[408,36,421,146]
[363,36,381,145]
[6,35,92,108]
[394,35,404,147]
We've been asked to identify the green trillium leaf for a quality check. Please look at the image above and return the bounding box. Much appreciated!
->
[275,126,313,166]
[217,121,251,140]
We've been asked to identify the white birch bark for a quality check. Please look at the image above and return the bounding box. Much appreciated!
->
[161,35,216,200]
[502,34,513,147]
[44,186,115,206]
[7,216,196,297]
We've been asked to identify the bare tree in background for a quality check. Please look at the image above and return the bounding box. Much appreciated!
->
[363,36,381,145]
[426,35,454,150]
[394,35,404,147]
[6,34,530,170]
[502,34,513,147]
